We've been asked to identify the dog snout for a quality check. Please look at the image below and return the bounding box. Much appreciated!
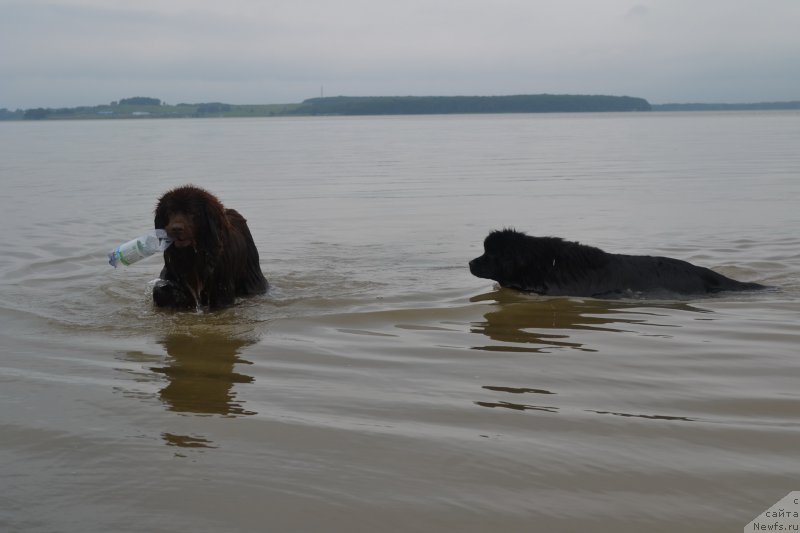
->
[166,220,184,235]
[162,213,194,247]
[165,217,188,240]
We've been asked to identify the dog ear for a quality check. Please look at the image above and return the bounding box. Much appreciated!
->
[154,198,169,229]
[195,199,225,254]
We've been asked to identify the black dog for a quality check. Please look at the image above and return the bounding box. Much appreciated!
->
[469,229,765,298]
[152,185,268,309]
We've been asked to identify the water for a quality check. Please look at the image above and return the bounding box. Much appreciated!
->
[1,112,799,532]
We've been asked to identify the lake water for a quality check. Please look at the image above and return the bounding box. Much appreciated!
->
[1,112,799,532]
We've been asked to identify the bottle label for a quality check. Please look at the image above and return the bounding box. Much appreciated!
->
[108,230,171,268]
[116,238,147,266]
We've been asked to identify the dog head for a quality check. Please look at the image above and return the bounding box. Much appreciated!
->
[470,229,532,284]
[470,229,582,292]
[154,185,229,253]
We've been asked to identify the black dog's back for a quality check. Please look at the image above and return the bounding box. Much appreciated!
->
[600,253,765,297]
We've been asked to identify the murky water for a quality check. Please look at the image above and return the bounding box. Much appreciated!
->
[1,112,799,532]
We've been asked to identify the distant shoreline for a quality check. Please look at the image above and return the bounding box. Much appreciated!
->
[651,101,800,112]
[2,94,798,121]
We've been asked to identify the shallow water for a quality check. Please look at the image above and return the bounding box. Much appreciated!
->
[1,112,799,532]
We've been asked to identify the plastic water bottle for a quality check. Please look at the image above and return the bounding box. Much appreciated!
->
[108,229,173,268]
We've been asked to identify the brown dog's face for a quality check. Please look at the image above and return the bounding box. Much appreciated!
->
[163,211,196,248]
[155,186,228,255]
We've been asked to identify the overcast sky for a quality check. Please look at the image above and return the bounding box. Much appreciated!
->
[2,0,798,109]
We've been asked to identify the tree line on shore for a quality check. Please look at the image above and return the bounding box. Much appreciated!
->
[2,94,798,120]
[2,94,650,120]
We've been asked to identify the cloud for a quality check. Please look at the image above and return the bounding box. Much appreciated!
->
[1,0,798,108]
[625,4,650,19]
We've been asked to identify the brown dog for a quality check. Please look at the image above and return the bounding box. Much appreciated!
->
[153,185,268,309]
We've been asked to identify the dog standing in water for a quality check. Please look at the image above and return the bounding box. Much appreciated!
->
[152,185,268,309]
[470,229,766,298]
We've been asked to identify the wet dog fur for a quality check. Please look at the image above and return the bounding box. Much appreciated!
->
[469,229,766,298]
[152,185,268,309]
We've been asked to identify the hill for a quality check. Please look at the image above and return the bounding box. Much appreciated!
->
[8,95,799,121]
[288,94,652,115]
[2,94,650,120]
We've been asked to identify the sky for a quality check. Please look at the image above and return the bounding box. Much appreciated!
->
[1,0,799,109]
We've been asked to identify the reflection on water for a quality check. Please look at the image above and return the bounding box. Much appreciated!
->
[483,385,555,395]
[477,385,559,412]
[475,401,560,413]
[471,290,708,422]
[161,433,218,449]
[470,288,708,353]
[152,331,257,417]
[478,374,697,421]
[588,410,695,422]
[118,328,259,448]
